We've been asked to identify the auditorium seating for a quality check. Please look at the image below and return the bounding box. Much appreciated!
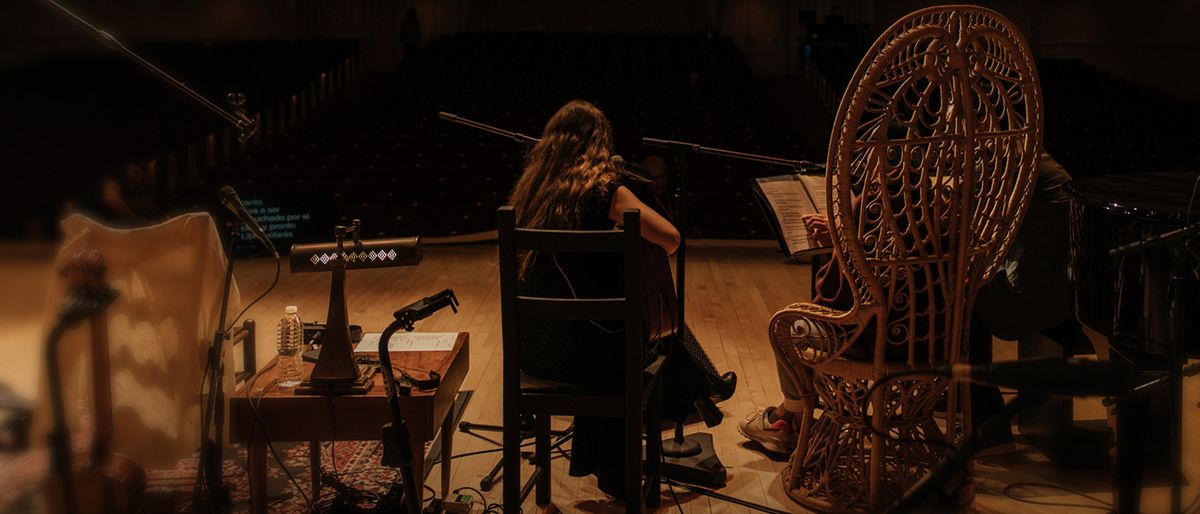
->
[218,33,810,239]
[0,40,359,238]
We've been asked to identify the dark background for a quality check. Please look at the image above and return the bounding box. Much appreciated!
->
[1,0,1196,247]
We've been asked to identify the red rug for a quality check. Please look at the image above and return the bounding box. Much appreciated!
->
[1,392,470,513]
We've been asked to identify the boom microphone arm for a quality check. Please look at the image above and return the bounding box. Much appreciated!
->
[40,0,258,142]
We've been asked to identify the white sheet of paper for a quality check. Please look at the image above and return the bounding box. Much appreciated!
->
[756,174,828,255]
[355,332,457,352]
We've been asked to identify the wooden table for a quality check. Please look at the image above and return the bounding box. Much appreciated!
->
[230,333,469,513]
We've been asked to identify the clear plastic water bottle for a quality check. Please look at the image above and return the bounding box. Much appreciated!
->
[277,305,304,387]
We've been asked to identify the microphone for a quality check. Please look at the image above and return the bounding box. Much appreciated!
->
[611,155,651,183]
[218,186,278,258]
[945,357,1143,397]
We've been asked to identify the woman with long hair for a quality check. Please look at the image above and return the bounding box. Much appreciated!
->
[509,99,723,502]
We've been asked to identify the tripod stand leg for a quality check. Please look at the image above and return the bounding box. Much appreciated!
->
[481,459,503,491]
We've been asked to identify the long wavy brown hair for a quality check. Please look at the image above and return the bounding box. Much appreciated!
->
[509,100,619,279]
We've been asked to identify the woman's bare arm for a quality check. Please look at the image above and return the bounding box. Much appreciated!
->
[609,185,681,254]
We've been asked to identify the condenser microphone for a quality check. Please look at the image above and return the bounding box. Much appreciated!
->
[945,357,1143,397]
[218,186,278,258]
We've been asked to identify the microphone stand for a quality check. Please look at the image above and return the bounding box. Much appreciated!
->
[438,111,652,184]
[39,0,258,143]
[193,222,240,512]
[1106,221,1200,514]
[641,138,824,173]
[376,318,424,514]
[640,137,824,340]
[376,290,459,514]
[438,112,539,146]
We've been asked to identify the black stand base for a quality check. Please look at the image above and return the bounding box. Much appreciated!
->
[295,365,377,395]
[663,436,702,458]
[660,433,727,488]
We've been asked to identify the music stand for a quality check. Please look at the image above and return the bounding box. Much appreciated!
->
[1105,221,1200,514]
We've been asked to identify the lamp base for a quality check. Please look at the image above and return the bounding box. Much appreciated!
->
[295,365,377,395]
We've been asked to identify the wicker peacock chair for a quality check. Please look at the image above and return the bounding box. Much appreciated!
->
[770,5,1043,512]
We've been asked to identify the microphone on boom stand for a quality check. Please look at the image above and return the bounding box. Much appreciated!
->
[218,186,278,258]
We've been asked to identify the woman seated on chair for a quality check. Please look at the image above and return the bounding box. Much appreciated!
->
[740,152,1072,458]
[509,99,723,501]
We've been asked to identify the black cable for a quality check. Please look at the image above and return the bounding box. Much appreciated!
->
[453,486,510,514]
[423,484,436,504]
[326,397,338,474]
[860,369,957,451]
[1001,482,1113,511]
[225,255,281,332]
[244,360,315,511]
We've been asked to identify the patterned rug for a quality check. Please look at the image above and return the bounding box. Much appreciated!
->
[1,392,471,513]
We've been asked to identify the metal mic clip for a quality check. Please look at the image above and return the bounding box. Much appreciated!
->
[226,92,257,143]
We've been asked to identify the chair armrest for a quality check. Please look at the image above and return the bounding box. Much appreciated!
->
[769,302,872,366]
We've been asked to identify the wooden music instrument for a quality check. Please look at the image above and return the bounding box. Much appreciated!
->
[46,250,145,514]
[625,179,680,341]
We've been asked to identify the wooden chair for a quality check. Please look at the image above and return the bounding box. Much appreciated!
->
[498,206,664,512]
[770,6,1043,512]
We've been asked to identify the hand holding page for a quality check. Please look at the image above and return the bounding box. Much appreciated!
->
[355,332,457,352]
[751,174,830,257]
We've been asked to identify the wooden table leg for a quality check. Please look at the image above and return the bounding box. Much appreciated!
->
[248,431,268,514]
[441,410,454,497]
[410,439,426,496]
[310,440,322,500]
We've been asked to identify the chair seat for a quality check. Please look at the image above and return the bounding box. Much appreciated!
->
[520,372,622,396]
[520,355,666,396]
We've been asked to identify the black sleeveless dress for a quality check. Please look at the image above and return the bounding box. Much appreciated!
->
[517,178,710,499]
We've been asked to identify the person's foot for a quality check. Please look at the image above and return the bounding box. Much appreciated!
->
[737,407,795,455]
[710,371,737,402]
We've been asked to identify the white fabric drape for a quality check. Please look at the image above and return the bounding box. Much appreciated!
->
[33,212,239,468]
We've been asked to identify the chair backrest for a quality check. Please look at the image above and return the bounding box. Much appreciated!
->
[497,206,646,395]
[826,5,1043,367]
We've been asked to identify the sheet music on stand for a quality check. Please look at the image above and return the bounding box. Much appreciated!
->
[751,173,831,257]
[355,332,457,352]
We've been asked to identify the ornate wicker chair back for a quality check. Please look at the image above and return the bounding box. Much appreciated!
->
[771,5,1041,512]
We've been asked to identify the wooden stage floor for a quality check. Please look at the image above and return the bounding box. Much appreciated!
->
[3,240,1197,513]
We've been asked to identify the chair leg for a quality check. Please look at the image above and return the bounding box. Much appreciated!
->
[626,404,643,513]
[535,415,551,506]
[868,380,885,513]
[644,381,663,508]
[502,407,523,510]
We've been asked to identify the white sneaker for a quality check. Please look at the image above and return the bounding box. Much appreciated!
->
[737,407,795,456]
